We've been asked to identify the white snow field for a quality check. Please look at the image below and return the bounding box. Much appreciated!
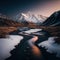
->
[23,29,42,34]
[0,35,23,60]
[38,37,60,57]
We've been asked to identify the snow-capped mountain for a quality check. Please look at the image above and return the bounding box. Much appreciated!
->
[16,12,47,24]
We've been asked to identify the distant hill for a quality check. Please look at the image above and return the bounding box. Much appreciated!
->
[0,16,27,27]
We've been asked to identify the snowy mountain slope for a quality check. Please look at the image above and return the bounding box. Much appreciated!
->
[16,12,47,24]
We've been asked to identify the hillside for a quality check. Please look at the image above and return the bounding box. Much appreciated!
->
[41,11,60,26]
[0,27,17,38]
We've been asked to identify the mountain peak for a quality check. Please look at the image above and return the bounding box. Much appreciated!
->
[16,12,47,24]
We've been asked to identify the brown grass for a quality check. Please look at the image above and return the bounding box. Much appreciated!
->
[0,27,17,38]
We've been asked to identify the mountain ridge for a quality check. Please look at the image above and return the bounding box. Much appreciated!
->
[41,10,60,26]
[16,12,47,24]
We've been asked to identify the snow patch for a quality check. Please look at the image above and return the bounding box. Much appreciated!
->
[24,29,42,34]
[0,35,23,60]
[38,37,60,57]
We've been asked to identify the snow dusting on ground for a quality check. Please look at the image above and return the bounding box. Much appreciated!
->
[24,29,42,34]
[0,35,23,60]
[38,37,60,57]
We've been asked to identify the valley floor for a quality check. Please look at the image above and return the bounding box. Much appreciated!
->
[0,27,60,60]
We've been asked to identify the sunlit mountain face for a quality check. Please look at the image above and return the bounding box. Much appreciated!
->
[15,11,47,24]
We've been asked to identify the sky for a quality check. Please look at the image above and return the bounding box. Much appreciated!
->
[0,0,60,18]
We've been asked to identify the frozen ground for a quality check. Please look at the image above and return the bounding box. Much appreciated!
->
[0,35,23,60]
[38,37,60,57]
[20,29,42,34]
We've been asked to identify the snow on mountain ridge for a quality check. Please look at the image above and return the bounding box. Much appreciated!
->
[17,11,47,23]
